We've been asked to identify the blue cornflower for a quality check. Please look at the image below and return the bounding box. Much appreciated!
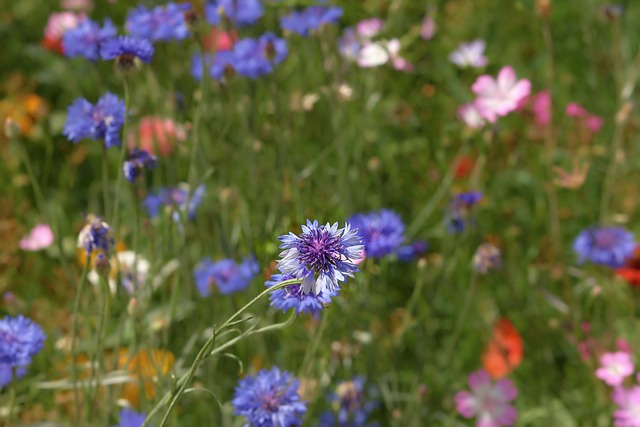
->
[277,220,363,295]
[63,92,126,148]
[114,408,149,427]
[0,315,46,367]
[205,0,264,27]
[144,184,205,220]
[194,255,259,296]
[280,6,343,36]
[318,378,379,427]
[348,209,405,258]
[573,227,635,268]
[0,364,27,388]
[77,214,114,255]
[126,3,190,42]
[100,36,155,67]
[63,18,117,61]
[396,240,428,262]
[232,366,307,427]
[233,33,288,79]
[266,273,337,316]
[191,51,236,81]
[123,149,158,182]
[446,191,483,233]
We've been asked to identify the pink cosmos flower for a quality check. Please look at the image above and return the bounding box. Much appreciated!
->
[596,352,634,387]
[457,102,486,129]
[128,116,187,157]
[471,66,531,123]
[455,369,518,427]
[42,11,85,54]
[613,386,640,427]
[449,40,488,69]
[421,15,436,40]
[19,224,54,251]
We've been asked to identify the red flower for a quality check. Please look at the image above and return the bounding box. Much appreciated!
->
[482,317,523,379]
[616,246,640,287]
[453,156,475,179]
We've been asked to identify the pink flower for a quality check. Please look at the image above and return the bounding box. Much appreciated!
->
[455,369,518,427]
[449,40,488,69]
[585,115,604,133]
[472,66,531,123]
[532,90,551,126]
[128,116,187,157]
[356,18,383,39]
[596,352,634,387]
[566,102,587,117]
[457,102,486,129]
[19,224,54,251]
[613,386,640,427]
[357,39,412,72]
[42,11,85,54]
[421,15,436,40]
[61,0,93,11]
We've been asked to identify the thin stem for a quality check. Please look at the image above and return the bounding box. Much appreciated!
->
[6,368,17,426]
[87,275,111,420]
[112,77,131,229]
[70,261,90,427]
[102,145,111,218]
[442,272,478,365]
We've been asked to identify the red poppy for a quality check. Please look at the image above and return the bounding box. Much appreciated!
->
[482,317,523,378]
[616,246,640,286]
[453,156,475,179]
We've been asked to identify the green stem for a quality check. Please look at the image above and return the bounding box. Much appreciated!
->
[6,368,17,426]
[70,261,90,427]
[112,77,131,229]
[87,275,111,420]
[300,307,331,376]
[102,145,111,218]
[442,272,478,365]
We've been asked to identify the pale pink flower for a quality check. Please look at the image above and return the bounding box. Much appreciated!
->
[471,66,531,123]
[358,39,412,72]
[61,0,93,11]
[455,369,518,427]
[566,102,604,134]
[566,102,587,117]
[449,40,488,68]
[457,102,486,129]
[596,352,634,387]
[19,224,54,251]
[42,11,85,54]
[613,386,640,427]
[421,15,436,40]
[356,18,383,39]
[532,90,551,126]
[585,115,604,133]
[128,116,187,157]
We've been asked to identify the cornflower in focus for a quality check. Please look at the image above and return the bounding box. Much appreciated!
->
[43,11,85,54]
[233,33,288,78]
[126,3,190,42]
[266,273,337,316]
[62,18,116,60]
[472,66,531,123]
[232,366,307,427]
[194,255,259,296]
[348,209,405,258]
[612,386,640,427]
[446,191,483,233]
[144,184,205,221]
[0,315,46,368]
[63,92,126,148]
[277,220,363,295]
[19,224,54,251]
[114,408,149,427]
[573,227,635,268]
[318,378,378,426]
[449,40,488,68]
[595,352,634,387]
[205,0,264,27]
[77,214,114,256]
[123,149,157,182]
[473,243,502,273]
[100,36,154,68]
[280,5,343,36]
[455,369,517,427]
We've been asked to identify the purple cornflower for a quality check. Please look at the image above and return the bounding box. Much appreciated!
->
[63,92,126,148]
[347,209,405,258]
[63,18,117,61]
[573,227,635,268]
[191,51,236,81]
[100,36,154,67]
[0,315,46,367]
[596,352,634,387]
[77,214,114,255]
[0,364,27,388]
[280,6,343,36]
[449,40,488,68]
[446,191,483,233]
[318,378,378,427]
[277,220,363,295]
[114,408,150,427]
[144,184,205,220]
[396,240,428,262]
[123,149,158,182]
[232,366,307,427]
[613,386,640,427]
[455,369,517,427]
[233,33,288,79]
[473,243,502,273]
[194,255,259,296]
[126,3,190,42]
[205,0,264,27]
[266,273,337,316]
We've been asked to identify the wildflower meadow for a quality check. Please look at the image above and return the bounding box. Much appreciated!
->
[3,0,640,425]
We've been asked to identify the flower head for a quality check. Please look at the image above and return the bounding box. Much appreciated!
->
[232,366,307,427]
[63,92,126,148]
[114,408,150,427]
[613,386,640,427]
[616,246,640,287]
[446,191,483,233]
[573,227,635,268]
[449,40,488,68]
[123,149,158,182]
[233,33,288,79]
[457,102,486,129]
[319,378,378,426]
[191,51,236,81]
[420,14,436,40]
[277,220,363,295]
[0,315,46,366]
[396,241,428,262]
[205,0,264,27]
[195,255,259,296]
[266,274,337,315]
[144,184,205,220]
[88,251,150,295]
[0,364,27,388]
[455,369,517,427]
[19,224,54,251]
[63,18,116,60]
[596,352,634,387]
[43,11,85,54]
[347,209,405,258]
[127,116,186,156]
[280,6,343,36]
[473,243,502,274]
[126,3,190,42]
[482,318,523,379]
[100,36,154,68]
[472,66,531,123]
[77,214,114,255]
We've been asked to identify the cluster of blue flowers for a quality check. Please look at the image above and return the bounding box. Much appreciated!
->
[0,315,46,388]
[194,255,260,296]
[126,3,190,42]
[205,0,264,27]
[280,5,343,36]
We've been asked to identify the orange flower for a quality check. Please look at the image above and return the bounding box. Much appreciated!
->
[118,349,175,407]
[482,318,523,378]
[616,246,640,287]
[0,93,47,136]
